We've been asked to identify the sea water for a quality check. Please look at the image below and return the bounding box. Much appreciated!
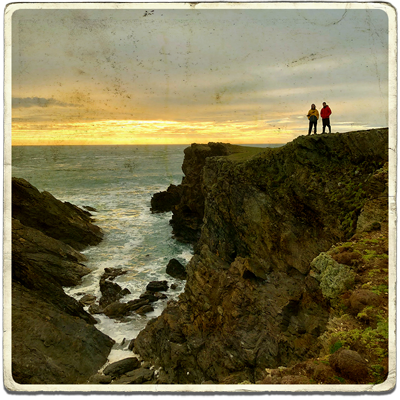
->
[12,143,284,364]
[12,145,193,362]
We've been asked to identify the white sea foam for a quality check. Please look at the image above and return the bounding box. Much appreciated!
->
[13,145,192,363]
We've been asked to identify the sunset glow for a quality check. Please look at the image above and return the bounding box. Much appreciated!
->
[11,119,296,146]
[9,5,389,146]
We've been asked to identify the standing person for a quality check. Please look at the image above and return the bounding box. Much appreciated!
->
[307,104,319,135]
[321,102,332,134]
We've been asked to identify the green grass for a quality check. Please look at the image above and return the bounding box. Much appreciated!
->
[224,145,276,162]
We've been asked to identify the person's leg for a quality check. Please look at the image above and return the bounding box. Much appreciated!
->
[327,119,331,133]
[308,121,312,135]
[313,121,317,134]
[322,119,326,133]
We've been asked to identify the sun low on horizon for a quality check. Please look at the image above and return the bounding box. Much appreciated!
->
[9,4,389,146]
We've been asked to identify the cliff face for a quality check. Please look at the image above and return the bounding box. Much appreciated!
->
[11,178,114,385]
[135,129,389,384]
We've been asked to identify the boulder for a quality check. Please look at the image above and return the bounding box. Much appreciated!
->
[139,292,160,303]
[102,267,127,281]
[98,269,130,308]
[135,305,154,315]
[151,184,182,213]
[166,258,187,280]
[102,299,150,319]
[102,302,132,319]
[310,253,356,303]
[79,294,96,306]
[99,280,124,308]
[312,363,339,384]
[88,304,103,315]
[103,357,141,379]
[349,289,381,315]
[88,373,113,384]
[111,368,154,384]
[146,280,169,292]
[329,348,370,383]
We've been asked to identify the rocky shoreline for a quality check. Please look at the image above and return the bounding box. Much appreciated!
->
[11,178,187,385]
[11,128,389,386]
[11,178,115,384]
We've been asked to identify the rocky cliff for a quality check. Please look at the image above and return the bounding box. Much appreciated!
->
[136,128,389,384]
[11,178,114,384]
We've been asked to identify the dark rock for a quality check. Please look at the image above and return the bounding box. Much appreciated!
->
[11,179,117,384]
[102,302,131,319]
[313,363,339,384]
[99,279,124,308]
[146,280,169,292]
[99,268,130,308]
[111,368,154,384]
[171,283,178,290]
[102,267,127,281]
[349,289,381,315]
[103,299,150,319]
[135,129,388,383]
[139,292,159,303]
[151,184,182,213]
[154,292,168,299]
[83,205,97,212]
[12,283,114,385]
[127,368,154,383]
[12,209,115,385]
[88,373,113,384]
[281,375,310,384]
[12,177,103,251]
[135,305,154,315]
[79,294,96,306]
[166,258,187,280]
[329,348,370,383]
[127,298,151,311]
[128,339,135,351]
[167,143,234,244]
[121,288,131,296]
[103,357,141,378]
[12,219,91,289]
[88,304,103,315]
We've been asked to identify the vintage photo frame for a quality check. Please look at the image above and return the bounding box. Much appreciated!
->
[3,1,397,393]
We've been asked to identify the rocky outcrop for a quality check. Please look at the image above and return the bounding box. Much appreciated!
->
[151,184,182,213]
[89,357,155,385]
[155,142,238,243]
[135,129,389,384]
[12,178,103,251]
[12,178,114,384]
[166,259,187,280]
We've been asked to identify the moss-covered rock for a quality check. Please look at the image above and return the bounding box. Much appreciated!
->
[310,253,356,304]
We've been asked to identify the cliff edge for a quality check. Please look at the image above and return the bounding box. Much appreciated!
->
[11,178,114,385]
[136,128,389,384]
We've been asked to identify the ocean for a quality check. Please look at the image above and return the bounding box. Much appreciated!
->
[12,143,283,364]
[12,144,193,362]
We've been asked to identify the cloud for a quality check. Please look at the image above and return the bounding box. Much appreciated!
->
[12,97,79,108]
[10,7,390,144]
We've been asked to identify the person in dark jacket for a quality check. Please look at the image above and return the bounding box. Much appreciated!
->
[320,102,332,134]
[307,104,319,135]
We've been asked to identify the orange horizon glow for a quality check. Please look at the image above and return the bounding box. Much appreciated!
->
[11,119,296,146]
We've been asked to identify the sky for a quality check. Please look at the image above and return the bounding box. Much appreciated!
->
[10,4,391,145]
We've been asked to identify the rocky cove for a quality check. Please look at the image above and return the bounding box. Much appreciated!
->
[11,128,390,386]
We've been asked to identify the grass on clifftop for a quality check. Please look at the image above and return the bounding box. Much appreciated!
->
[224,145,278,162]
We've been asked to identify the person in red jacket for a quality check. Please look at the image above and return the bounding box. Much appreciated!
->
[320,102,332,134]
